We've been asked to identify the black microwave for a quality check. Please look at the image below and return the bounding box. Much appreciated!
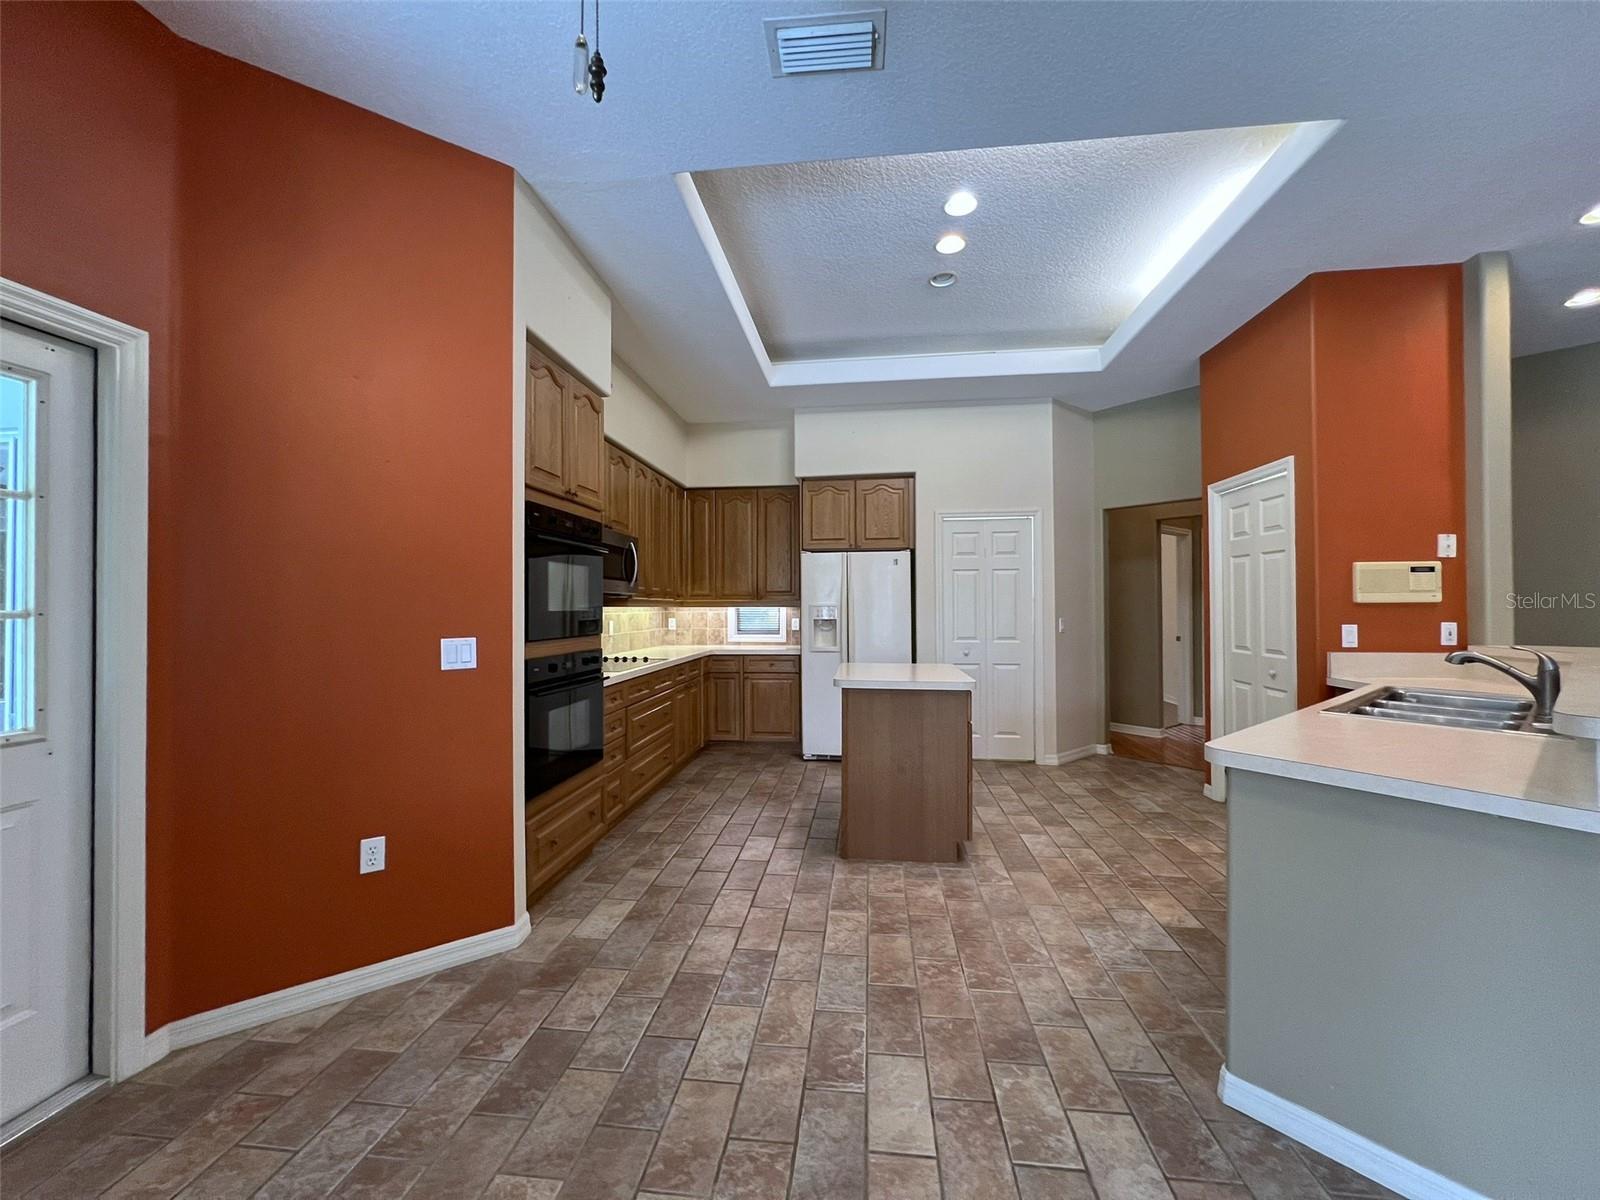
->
[526,501,603,643]
[601,527,639,599]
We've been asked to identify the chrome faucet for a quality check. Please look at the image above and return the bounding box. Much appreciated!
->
[1444,646,1562,727]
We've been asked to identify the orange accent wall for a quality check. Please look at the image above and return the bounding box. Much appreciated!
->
[3,2,515,1029]
[1200,266,1468,711]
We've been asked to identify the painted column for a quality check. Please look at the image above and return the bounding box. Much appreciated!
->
[1462,252,1515,644]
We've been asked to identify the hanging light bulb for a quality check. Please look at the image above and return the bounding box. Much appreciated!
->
[572,1,589,96]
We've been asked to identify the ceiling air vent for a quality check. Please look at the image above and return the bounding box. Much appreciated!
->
[764,9,886,77]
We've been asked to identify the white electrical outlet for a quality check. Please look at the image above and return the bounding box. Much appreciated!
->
[607,618,616,635]
[1441,621,1459,646]
[1341,624,1359,648]
[791,615,800,631]
[440,637,477,670]
[1437,533,1457,558]
[667,617,677,631]
[359,836,386,874]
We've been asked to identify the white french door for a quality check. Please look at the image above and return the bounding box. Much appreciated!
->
[1208,459,1297,743]
[941,515,1035,761]
[1,321,96,1123]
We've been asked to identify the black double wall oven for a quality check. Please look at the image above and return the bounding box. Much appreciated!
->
[525,501,605,798]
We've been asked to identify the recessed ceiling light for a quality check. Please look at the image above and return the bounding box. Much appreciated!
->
[1580,203,1600,227]
[935,234,966,255]
[1564,286,1600,308]
[943,190,977,217]
[929,272,957,288]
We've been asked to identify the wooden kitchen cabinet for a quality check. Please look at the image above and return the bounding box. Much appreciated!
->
[605,444,633,532]
[855,477,914,549]
[683,490,716,600]
[714,489,758,600]
[800,475,914,550]
[758,487,800,602]
[801,479,855,549]
[743,673,800,741]
[705,665,743,741]
[526,342,605,513]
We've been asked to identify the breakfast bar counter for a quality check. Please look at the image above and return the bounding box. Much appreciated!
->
[834,663,974,862]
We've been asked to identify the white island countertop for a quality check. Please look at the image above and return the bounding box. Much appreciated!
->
[1208,645,1600,834]
[833,663,976,691]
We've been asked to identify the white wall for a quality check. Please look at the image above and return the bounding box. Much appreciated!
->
[796,401,1094,762]
[1052,404,1100,758]
[515,177,612,394]
[608,359,689,480]
[686,423,795,487]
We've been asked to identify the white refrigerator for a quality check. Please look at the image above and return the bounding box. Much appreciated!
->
[801,551,913,757]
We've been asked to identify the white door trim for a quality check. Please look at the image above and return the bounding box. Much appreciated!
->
[934,509,1043,763]
[1206,455,1297,801]
[1,279,150,1083]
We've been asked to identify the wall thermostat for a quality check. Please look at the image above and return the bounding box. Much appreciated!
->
[1352,561,1443,604]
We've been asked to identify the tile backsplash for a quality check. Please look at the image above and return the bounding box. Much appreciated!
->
[603,606,800,654]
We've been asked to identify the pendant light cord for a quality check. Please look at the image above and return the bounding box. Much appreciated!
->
[594,0,600,50]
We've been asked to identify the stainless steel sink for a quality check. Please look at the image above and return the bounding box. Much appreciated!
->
[1332,687,1552,734]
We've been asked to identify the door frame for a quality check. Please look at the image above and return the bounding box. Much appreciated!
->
[1,281,150,1098]
[1205,455,1297,800]
[1158,523,1194,726]
[934,509,1043,764]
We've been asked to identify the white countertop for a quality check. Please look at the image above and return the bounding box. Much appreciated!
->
[601,643,799,687]
[833,663,976,692]
[1207,647,1600,834]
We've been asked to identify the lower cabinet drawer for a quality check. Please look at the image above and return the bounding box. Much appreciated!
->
[706,655,743,676]
[530,777,603,872]
[627,693,675,751]
[603,706,626,744]
[742,655,798,675]
[626,727,676,802]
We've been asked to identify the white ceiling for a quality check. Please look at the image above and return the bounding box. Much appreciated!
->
[143,1,1600,422]
[692,125,1296,361]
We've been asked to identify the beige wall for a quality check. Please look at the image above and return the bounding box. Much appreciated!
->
[1053,405,1102,756]
[1092,387,1201,510]
[1512,341,1600,645]
[686,422,795,487]
[607,359,689,479]
[514,177,611,393]
[794,400,1099,762]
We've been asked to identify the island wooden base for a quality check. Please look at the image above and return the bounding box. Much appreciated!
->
[840,687,972,862]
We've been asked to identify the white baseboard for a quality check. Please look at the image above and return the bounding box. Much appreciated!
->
[1037,744,1102,766]
[1094,743,1111,755]
[1107,722,1166,739]
[139,913,531,1071]
[1203,783,1220,801]
[1218,1068,1490,1200]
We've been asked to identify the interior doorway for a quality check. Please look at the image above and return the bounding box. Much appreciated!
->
[1103,499,1204,770]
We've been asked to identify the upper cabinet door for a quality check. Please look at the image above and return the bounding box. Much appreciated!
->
[856,477,914,549]
[526,353,567,498]
[566,387,605,512]
[631,464,655,595]
[801,479,854,550]
[715,489,758,600]
[683,490,716,600]
[758,487,800,602]
[605,444,632,532]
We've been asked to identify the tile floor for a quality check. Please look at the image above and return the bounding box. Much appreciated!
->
[1,744,1395,1199]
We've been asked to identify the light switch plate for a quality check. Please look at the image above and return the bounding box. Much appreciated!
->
[1341,624,1359,648]
[440,637,477,670]
[1437,533,1458,558]
[360,836,386,874]
[1440,621,1459,646]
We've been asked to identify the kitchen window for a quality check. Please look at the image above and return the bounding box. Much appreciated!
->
[726,606,786,643]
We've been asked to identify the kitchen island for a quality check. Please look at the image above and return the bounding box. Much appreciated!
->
[835,663,974,862]
[1207,646,1599,1200]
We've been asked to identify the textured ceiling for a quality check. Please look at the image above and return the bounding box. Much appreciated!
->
[141,1,1600,421]
[693,126,1295,360]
